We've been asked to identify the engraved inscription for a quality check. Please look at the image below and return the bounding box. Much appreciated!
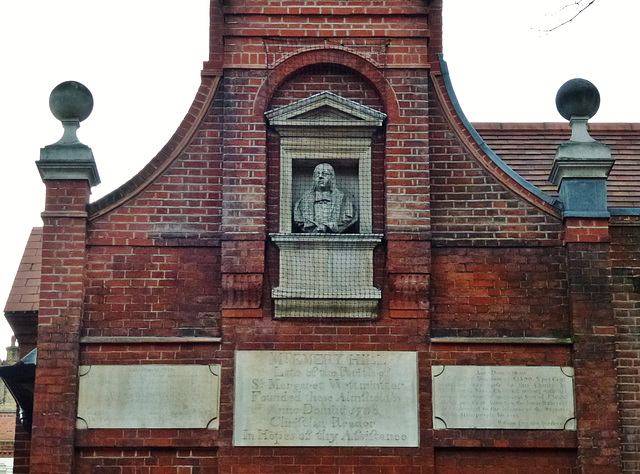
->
[432,365,576,430]
[234,351,419,447]
[77,365,221,429]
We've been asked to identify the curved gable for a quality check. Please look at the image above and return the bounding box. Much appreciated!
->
[88,74,221,220]
[431,55,562,220]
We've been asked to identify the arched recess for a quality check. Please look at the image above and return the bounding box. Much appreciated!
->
[259,50,391,320]
[253,48,399,124]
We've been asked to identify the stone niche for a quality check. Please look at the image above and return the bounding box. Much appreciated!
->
[265,92,386,319]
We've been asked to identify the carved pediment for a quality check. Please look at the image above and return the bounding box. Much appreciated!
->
[295,105,356,121]
[266,91,386,131]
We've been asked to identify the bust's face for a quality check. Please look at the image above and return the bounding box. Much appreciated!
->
[314,164,333,191]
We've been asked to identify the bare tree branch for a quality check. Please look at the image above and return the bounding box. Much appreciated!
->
[544,0,597,32]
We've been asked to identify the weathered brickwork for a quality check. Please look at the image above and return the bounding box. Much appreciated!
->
[428,88,564,247]
[434,449,577,473]
[76,448,219,473]
[385,70,431,236]
[431,342,572,368]
[83,246,221,339]
[0,412,15,459]
[611,223,640,473]
[567,242,621,473]
[431,247,570,338]
[31,181,91,473]
[7,0,638,472]
[221,0,431,71]
[87,104,225,242]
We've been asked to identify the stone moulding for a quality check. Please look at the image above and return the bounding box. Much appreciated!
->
[271,233,382,318]
[77,364,221,430]
[266,92,386,319]
[432,365,576,430]
[266,91,387,234]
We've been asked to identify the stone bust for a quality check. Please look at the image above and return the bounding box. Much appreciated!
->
[294,163,358,233]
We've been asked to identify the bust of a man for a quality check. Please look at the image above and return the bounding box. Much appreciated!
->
[294,163,358,233]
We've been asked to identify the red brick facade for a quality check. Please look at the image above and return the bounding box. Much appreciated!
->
[4,0,640,472]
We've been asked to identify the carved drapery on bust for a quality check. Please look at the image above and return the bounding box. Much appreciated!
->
[294,163,358,233]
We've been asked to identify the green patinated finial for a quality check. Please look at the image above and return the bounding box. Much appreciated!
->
[556,78,601,144]
[36,80,100,187]
[48,81,94,146]
[550,78,613,218]
[49,81,93,122]
[555,78,600,121]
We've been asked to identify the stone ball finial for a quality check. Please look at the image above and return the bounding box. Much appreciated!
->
[555,78,600,121]
[49,81,93,122]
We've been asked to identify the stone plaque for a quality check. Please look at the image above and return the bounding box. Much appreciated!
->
[77,364,221,429]
[432,365,575,430]
[234,351,419,447]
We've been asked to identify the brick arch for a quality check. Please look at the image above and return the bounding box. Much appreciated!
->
[253,49,399,121]
[260,50,390,237]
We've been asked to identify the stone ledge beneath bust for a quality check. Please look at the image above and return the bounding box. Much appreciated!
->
[271,233,382,319]
[274,297,379,319]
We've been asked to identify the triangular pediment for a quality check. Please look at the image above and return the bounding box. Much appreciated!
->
[295,105,356,121]
[266,91,386,128]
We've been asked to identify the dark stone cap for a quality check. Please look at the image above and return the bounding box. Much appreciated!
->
[556,78,600,121]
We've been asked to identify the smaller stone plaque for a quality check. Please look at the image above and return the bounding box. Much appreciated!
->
[432,365,575,430]
[77,364,221,429]
[234,351,419,447]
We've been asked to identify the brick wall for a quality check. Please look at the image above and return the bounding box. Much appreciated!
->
[0,412,15,458]
[18,0,636,472]
[567,241,622,473]
[431,247,570,338]
[426,60,626,471]
[76,448,218,473]
[434,449,576,473]
[611,222,640,473]
[87,90,224,243]
[428,86,564,246]
[221,0,431,71]
[83,246,221,339]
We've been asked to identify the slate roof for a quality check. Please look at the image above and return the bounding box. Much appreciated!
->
[4,227,42,313]
[474,122,640,209]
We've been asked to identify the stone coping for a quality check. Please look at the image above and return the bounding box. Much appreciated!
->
[270,233,383,243]
[431,337,573,345]
[80,336,222,344]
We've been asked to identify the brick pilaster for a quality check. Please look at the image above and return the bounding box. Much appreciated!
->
[220,72,268,317]
[566,220,622,473]
[29,180,90,473]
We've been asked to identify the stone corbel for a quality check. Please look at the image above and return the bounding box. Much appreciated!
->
[222,273,263,316]
[388,273,430,318]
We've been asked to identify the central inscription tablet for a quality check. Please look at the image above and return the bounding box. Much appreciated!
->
[233,351,419,447]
